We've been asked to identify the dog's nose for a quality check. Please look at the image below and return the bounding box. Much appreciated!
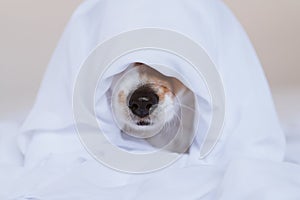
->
[129,86,159,118]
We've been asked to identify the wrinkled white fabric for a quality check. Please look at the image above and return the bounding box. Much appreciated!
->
[1,0,298,199]
[217,159,300,200]
[19,0,285,164]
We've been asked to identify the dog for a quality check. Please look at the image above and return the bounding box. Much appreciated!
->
[110,62,195,153]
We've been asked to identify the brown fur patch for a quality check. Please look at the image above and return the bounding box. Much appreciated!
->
[134,63,186,102]
[133,62,144,66]
[118,91,126,104]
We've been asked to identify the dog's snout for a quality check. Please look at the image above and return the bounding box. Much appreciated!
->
[129,86,159,118]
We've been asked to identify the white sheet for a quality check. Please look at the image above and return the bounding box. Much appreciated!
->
[19,0,285,165]
[1,0,299,199]
[1,122,300,199]
[0,115,300,198]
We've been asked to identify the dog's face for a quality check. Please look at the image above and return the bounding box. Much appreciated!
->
[111,63,186,138]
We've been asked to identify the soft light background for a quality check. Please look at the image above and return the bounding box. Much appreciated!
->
[0,0,299,125]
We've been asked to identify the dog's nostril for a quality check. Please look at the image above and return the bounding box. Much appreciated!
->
[146,104,152,110]
[130,103,139,111]
[128,86,159,118]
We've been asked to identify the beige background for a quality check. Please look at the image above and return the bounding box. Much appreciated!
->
[0,0,299,120]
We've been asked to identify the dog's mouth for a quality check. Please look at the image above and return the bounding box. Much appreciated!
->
[136,120,151,126]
